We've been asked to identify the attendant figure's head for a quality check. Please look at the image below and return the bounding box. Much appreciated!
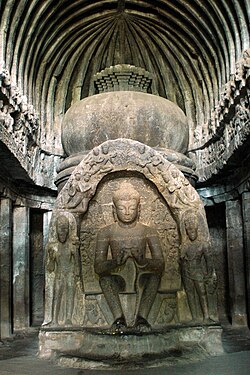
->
[183,211,198,241]
[112,183,140,224]
[56,215,69,243]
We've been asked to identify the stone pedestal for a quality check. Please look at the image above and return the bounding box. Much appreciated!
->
[39,326,224,369]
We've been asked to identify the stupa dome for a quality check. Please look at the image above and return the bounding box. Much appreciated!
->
[61,91,189,156]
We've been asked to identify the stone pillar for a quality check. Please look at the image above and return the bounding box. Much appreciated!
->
[30,210,44,326]
[226,200,247,326]
[43,211,52,249]
[13,206,30,331]
[0,198,12,338]
[242,191,250,322]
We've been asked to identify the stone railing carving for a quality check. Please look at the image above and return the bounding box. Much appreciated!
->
[0,64,39,156]
[0,64,61,189]
[191,49,250,182]
[212,49,250,131]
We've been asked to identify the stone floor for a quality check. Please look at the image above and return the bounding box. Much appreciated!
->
[1,327,250,375]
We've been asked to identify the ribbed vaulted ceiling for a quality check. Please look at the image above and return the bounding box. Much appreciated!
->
[0,0,249,153]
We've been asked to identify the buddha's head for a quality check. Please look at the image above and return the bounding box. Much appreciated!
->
[112,183,140,225]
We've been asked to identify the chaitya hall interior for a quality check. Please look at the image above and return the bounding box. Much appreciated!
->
[0,0,250,372]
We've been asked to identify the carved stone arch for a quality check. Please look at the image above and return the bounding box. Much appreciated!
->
[41,138,220,361]
[51,138,210,299]
[55,138,205,225]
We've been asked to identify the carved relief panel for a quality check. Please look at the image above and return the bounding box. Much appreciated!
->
[43,139,218,333]
[80,175,180,294]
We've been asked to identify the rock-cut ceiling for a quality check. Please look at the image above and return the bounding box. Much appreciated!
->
[0,0,249,153]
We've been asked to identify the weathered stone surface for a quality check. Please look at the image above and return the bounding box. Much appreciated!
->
[94,182,165,332]
[30,210,45,325]
[40,138,219,364]
[0,4,249,369]
[61,91,189,156]
[13,206,30,331]
[242,192,250,321]
[93,65,153,93]
[0,198,12,338]
[205,204,228,322]
[180,210,217,323]
[39,326,224,365]
[226,200,248,326]
[193,50,250,183]
[1,2,250,189]
[43,211,81,327]
[56,146,197,192]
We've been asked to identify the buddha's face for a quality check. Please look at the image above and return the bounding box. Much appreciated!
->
[114,199,139,224]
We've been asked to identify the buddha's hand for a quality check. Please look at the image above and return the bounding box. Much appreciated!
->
[117,250,130,266]
[137,259,164,273]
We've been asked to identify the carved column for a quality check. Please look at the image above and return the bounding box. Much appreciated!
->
[43,211,52,248]
[13,206,30,330]
[226,200,247,326]
[242,191,250,322]
[0,198,12,338]
[30,210,44,325]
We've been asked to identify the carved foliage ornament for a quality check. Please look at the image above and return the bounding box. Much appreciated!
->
[0,63,39,156]
[57,139,203,223]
